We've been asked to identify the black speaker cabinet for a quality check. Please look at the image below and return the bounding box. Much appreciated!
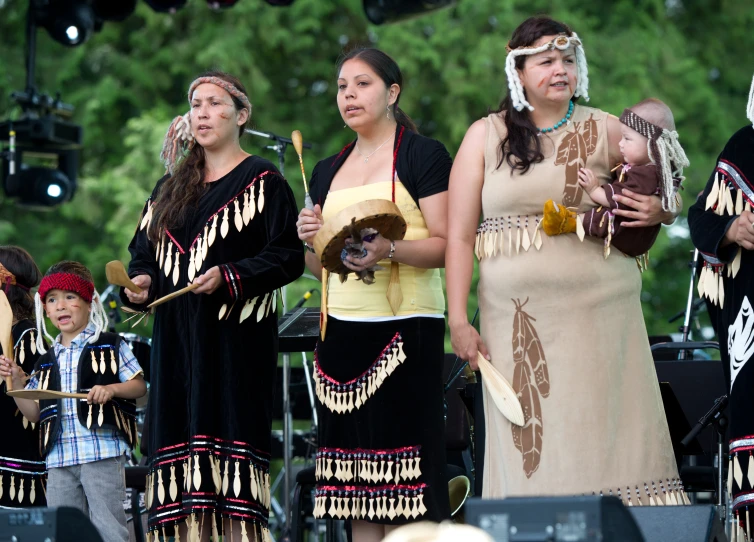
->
[628,505,727,542]
[0,506,103,542]
[465,495,644,541]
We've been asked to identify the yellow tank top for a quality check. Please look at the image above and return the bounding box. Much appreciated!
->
[321,181,445,320]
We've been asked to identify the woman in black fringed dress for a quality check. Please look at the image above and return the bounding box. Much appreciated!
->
[122,71,304,541]
[688,75,754,539]
[297,48,451,541]
[0,246,46,509]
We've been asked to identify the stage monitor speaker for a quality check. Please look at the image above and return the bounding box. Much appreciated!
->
[628,505,726,542]
[0,506,103,542]
[465,495,643,541]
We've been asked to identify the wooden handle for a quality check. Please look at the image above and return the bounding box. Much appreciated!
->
[147,282,201,309]
[0,290,13,391]
[105,260,142,293]
[291,130,303,156]
[7,389,89,400]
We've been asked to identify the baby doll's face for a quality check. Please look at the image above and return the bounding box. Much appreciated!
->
[618,124,650,167]
[44,289,91,340]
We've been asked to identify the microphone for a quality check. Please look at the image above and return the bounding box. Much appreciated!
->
[293,289,319,309]
[245,129,312,148]
[681,394,728,448]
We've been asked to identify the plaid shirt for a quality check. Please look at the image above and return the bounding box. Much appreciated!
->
[26,324,143,468]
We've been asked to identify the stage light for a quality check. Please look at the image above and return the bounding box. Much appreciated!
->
[0,116,82,208]
[362,0,455,25]
[143,0,188,12]
[36,0,97,47]
[92,0,138,21]
[4,166,75,208]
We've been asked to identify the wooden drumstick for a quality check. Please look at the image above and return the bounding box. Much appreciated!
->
[0,290,14,391]
[291,130,314,210]
[147,282,201,309]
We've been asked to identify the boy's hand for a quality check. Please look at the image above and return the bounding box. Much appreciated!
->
[578,168,599,194]
[88,385,114,405]
[0,355,27,390]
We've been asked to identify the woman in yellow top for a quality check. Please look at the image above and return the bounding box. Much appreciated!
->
[297,47,451,540]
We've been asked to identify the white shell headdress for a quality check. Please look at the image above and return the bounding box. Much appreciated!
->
[504,33,589,112]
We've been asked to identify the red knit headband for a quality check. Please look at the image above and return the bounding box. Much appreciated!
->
[38,273,94,303]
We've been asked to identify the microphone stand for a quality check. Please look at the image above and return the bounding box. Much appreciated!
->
[678,249,701,359]
[681,395,728,513]
[245,127,312,540]
[100,284,120,333]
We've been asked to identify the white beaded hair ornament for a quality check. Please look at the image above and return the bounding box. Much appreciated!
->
[159,76,252,175]
[505,33,589,112]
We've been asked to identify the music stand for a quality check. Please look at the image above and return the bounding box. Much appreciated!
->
[274,307,320,539]
[652,342,727,506]
[659,382,703,459]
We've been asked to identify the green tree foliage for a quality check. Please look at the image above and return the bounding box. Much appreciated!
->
[0,0,752,340]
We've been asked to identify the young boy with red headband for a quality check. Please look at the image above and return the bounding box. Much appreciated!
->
[0,260,146,542]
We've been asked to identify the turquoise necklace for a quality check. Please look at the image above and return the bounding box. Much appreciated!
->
[537,101,574,134]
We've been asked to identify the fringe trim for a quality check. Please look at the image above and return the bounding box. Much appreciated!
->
[475,215,542,260]
[146,439,271,534]
[154,171,272,290]
[316,446,422,484]
[698,163,753,309]
[595,477,690,507]
[313,333,406,414]
[0,470,46,505]
[147,516,273,542]
[314,483,428,520]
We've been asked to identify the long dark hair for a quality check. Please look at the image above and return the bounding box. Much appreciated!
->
[148,70,250,244]
[337,47,418,133]
[0,246,41,322]
[495,16,577,174]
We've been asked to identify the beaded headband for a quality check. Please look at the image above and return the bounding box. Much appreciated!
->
[505,33,589,112]
[160,76,251,175]
[38,272,95,303]
[34,271,108,353]
[619,108,689,212]
[747,74,754,128]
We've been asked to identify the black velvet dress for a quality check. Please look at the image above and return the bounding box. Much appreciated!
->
[122,156,304,539]
[688,126,754,535]
[0,320,46,509]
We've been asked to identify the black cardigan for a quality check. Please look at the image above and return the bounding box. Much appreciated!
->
[309,126,452,209]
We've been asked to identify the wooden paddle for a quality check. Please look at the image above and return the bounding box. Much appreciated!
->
[476,352,525,427]
[292,129,314,210]
[7,389,88,400]
[147,282,200,309]
[105,260,142,293]
[0,290,14,391]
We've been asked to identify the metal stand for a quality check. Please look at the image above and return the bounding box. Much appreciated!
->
[681,395,729,519]
[246,129,315,541]
[678,249,702,359]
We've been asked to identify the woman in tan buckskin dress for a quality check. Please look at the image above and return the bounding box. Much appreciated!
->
[446,16,686,505]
